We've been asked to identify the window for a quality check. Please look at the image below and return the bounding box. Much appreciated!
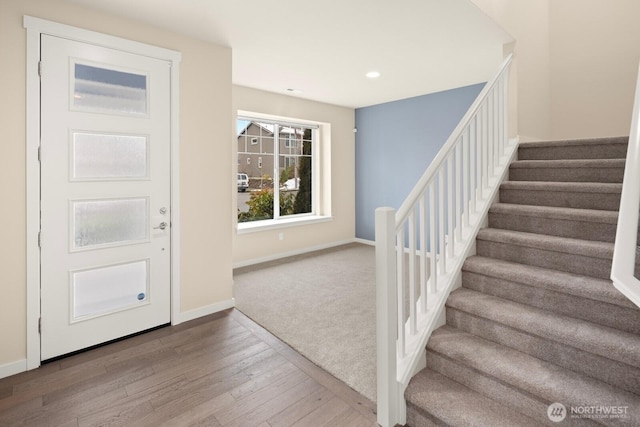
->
[237,115,316,225]
[73,63,148,116]
[284,132,297,149]
[283,156,296,169]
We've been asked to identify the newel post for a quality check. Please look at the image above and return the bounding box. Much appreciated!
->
[376,207,401,427]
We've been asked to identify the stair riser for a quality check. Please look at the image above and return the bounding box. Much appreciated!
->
[509,167,624,183]
[446,309,640,396]
[476,240,612,279]
[461,270,640,335]
[518,142,628,160]
[405,407,439,427]
[499,188,621,210]
[426,352,593,426]
[488,212,619,242]
[405,369,541,427]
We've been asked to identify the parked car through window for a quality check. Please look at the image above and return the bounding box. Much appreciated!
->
[237,173,249,192]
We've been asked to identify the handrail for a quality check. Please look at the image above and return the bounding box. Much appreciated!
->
[375,54,517,427]
[395,55,513,227]
[611,61,640,309]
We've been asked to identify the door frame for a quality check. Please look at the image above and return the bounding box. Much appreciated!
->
[24,16,182,369]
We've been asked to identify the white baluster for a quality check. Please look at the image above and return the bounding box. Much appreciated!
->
[396,231,405,359]
[429,182,437,293]
[419,195,427,313]
[408,212,416,335]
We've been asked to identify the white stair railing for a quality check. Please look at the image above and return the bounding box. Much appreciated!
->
[375,54,517,427]
[611,61,640,309]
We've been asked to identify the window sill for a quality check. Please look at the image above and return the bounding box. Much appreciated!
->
[236,215,333,234]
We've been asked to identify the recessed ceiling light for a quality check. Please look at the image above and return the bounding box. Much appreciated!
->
[286,88,303,94]
[366,71,381,79]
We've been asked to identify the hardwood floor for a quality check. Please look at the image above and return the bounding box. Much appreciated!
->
[0,309,378,427]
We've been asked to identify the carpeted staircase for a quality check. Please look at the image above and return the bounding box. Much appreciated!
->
[405,137,640,426]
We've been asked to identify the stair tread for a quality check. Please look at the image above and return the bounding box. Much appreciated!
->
[518,137,628,149]
[406,368,540,427]
[510,158,625,168]
[447,288,640,369]
[463,255,637,309]
[489,203,619,224]
[501,180,622,193]
[477,228,613,260]
[427,326,640,410]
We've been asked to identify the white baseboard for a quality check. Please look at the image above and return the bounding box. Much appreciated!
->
[176,298,235,324]
[233,238,357,269]
[517,134,541,143]
[354,237,374,246]
[0,359,27,380]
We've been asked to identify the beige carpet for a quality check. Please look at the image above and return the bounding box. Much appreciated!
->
[233,243,377,402]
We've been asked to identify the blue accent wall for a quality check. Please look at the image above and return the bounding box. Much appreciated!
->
[355,83,485,241]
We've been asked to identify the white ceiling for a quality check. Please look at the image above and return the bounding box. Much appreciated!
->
[66,0,513,108]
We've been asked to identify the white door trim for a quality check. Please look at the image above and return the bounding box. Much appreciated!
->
[24,16,182,370]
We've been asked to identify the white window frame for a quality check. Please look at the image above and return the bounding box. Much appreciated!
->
[236,112,331,233]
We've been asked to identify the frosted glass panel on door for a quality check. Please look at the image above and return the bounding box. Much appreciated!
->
[72,260,149,320]
[73,63,148,115]
[73,198,149,249]
[72,132,148,180]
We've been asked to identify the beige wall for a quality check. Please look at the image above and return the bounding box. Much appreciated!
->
[472,0,640,141]
[233,86,356,265]
[549,0,640,139]
[0,0,233,368]
[471,0,552,141]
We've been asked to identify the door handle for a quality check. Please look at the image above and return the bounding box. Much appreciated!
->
[154,221,168,230]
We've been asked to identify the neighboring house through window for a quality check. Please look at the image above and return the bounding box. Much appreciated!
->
[236,115,317,226]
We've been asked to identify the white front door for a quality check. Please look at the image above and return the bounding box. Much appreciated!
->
[40,35,172,360]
